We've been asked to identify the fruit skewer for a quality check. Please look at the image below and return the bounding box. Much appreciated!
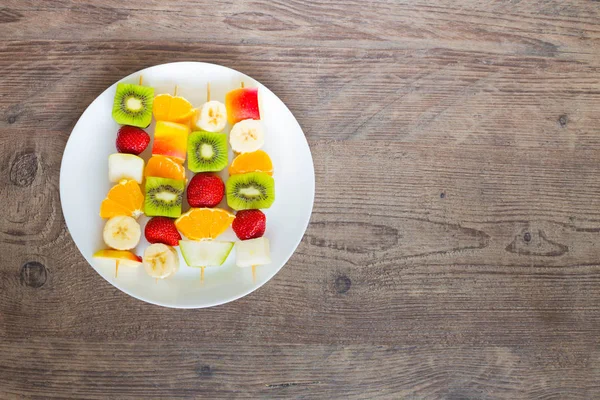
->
[97,76,151,278]
[139,84,191,281]
[104,80,186,280]
[226,83,272,282]
[177,85,230,283]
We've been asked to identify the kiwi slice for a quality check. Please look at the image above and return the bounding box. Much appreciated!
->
[187,131,228,172]
[226,172,275,210]
[112,83,154,128]
[145,177,184,218]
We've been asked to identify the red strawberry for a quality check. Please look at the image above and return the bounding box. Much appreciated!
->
[144,217,182,246]
[187,173,225,208]
[116,125,150,155]
[232,210,266,240]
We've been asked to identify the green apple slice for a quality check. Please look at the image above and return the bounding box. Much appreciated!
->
[179,240,234,267]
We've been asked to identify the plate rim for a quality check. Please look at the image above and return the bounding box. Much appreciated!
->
[59,61,315,309]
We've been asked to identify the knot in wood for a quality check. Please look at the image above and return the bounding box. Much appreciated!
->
[20,261,47,288]
[10,152,38,187]
[334,275,351,294]
[197,365,213,377]
[558,114,568,127]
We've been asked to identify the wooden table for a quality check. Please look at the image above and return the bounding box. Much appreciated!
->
[2,1,600,398]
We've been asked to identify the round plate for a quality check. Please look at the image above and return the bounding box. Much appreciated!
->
[60,62,314,308]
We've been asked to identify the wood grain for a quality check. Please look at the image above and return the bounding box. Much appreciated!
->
[1,0,600,398]
[0,339,598,399]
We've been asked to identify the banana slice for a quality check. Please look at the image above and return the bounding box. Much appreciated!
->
[103,216,141,250]
[229,119,265,153]
[195,100,227,132]
[143,243,180,279]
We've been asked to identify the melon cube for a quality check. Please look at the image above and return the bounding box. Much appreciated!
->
[152,121,190,163]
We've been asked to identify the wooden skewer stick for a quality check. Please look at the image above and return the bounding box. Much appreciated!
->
[252,265,256,283]
[115,260,120,278]
[174,85,179,97]
[200,267,205,284]
[241,81,245,89]
[139,75,143,86]
[207,83,211,102]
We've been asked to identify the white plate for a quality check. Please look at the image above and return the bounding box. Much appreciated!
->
[60,62,314,308]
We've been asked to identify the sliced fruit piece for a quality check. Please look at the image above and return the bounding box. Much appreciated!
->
[112,83,154,128]
[145,216,182,247]
[195,100,227,132]
[229,119,264,153]
[152,94,172,120]
[145,177,184,218]
[103,216,141,250]
[229,150,273,176]
[232,209,266,240]
[175,208,235,240]
[93,248,142,279]
[152,121,190,163]
[187,173,225,208]
[152,93,197,124]
[116,126,150,155]
[235,237,271,268]
[184,109,201,130]
[145,155,186,181]
[100,179,144,219]
[225,87,260,125]
[187,131,228,172]
[226,172,275,210]
[179,240,233,267]
[108,153,144,184]
[142,243,179,279]
[93,249,142,267]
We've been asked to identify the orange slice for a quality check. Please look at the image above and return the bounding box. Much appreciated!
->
[228,150,273,176]
[145,155,186,181]
[179,108,199,125]
[175,208,235,240]
[152,94,173,120]
[153,94,197,124]
[100,180,144,219]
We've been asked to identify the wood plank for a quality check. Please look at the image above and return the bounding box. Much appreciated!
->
[2,138,600,348]
[2,0,600,55]
[1,41,599,147]
[0,339,598,399]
